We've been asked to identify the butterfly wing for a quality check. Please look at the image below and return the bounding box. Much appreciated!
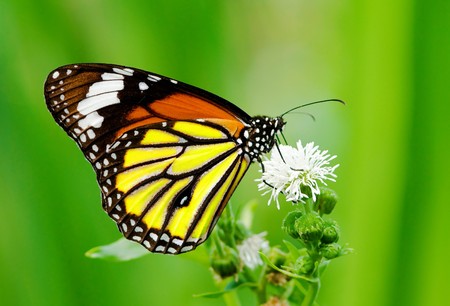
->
[44,64,252,254]
[102,123,250,253]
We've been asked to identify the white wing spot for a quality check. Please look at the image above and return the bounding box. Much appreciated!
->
[103,169,109,177]
[60,94,65,100]
[155,245,165,252]
[161,233,170,242]
[92,144,99,152]
[181,245,194,252]
[139,82,149,91]
[86,80,124,98]
[95,162,101,169]
[59,80,63,85]
[66,69,72,75]
[132,236,142,241]
[79,115,102,132]
[111,141,120,150]
[167,247,177,254]
[130,219,136,226]
[148,74,161,82]
[113,67,134,76]
[143,240,151,248]
[107,197,112,206]
[111,153,117,160]
[135,226,143,233]
[79,134,87,143]
[52,71,60,79]
[170,79,178,84]
[172,238,183,246]
[86,129,96,139]
[106,179,111,185]
[89,152,96,160]
[149,233,158,241]
[77,92,120,115]
[112,214,119,220]
[121,223,128,232]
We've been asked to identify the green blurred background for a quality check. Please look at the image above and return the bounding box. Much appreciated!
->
[1,0,449,305]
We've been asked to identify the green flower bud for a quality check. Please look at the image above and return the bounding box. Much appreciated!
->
[321,220,340,244]
[210,246,240,278]
[316,188,338,215]
[282,210,303,239]
[295,212,324,243]
[320,243,341,259]
[295,255,314,275]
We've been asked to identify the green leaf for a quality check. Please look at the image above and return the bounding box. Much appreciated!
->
[85,238,148,262]
[283,240,303,259]
[260,252,315,282]
[194,280,256,298]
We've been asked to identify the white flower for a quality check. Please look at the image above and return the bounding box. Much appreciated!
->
[257,140,339,208]
[237,232,269,269]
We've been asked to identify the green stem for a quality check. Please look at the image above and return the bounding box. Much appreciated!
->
[301,279,320,306]
[222,290,241,306]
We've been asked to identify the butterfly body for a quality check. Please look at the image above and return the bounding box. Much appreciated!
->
[45,64,284,254]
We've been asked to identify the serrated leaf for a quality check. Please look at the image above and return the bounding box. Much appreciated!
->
[85,238,148,261]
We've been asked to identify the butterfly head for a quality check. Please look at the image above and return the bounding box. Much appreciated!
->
[240,116,285,159]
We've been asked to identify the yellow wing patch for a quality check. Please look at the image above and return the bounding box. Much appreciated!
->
[172,121,227,139]
[142,176,193,230]
[141,129,186,145]
[123,178,170,215]
[168,142,235,175]
[123,146,182,167]
[116,158,174,193]
[166,151,240,239]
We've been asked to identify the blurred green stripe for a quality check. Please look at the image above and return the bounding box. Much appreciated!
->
[391,0,450,305]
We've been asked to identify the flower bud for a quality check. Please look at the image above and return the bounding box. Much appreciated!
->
[316,187,338,214]
[295,212,324,243]
[210,246,240,278]
[282,210,303,239]
[320,243,341,259]
[295,255,314,275]
[321,220,340,244]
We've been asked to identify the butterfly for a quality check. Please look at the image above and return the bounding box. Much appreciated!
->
[44,63,285,254]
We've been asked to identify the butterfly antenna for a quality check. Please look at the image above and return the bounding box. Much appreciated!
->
[274,141,286,164]
[280,131,288,145]
[280,98,345,117]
